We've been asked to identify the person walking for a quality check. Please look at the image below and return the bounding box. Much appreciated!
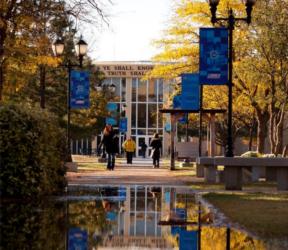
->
[150,133,162,168]
[122,137,136,164]
[140,142,148,158]
[99,124,118,170]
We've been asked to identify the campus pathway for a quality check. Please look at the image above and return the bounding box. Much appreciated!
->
[67,156,200,186]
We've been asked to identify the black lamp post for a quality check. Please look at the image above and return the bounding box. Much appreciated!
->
[208,0,256,157]
[52,37,88,162]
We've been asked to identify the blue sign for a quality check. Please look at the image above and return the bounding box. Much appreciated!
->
[106,117,117,126]
[106,103,118,111]
[68,228,88,250]
[179,230,198,250]
[173,95,182,109]
[181,73,200,110]
[70,70,90,109]
[106,211,117,221]
[199,28,228,85]
[119,117,128,132]
[164,123,171,132]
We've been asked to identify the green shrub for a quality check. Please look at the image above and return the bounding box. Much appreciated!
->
[240,151,262,157]
[0,103,67,197]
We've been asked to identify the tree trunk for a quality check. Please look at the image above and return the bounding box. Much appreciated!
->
[0,27,6,102]
[256,110,269,154]
[248,117,256,151]
[282,145,288,157]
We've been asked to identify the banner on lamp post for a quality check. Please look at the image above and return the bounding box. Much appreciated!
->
[119,117,127,132]
[199,27,228,85]
[181,73,200,110]
[70,70,90,109]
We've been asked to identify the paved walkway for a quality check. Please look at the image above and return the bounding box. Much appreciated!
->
[67,157,200,186]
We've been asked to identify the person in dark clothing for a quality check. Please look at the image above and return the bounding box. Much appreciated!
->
[99,125,118,170]
[150,133,162,168]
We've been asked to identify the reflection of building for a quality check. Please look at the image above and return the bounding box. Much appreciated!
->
[94,62,171,157]
[94,185,195,249]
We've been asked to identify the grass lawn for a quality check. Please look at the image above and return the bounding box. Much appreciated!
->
[203,193,288,239]
[77,162,107,171]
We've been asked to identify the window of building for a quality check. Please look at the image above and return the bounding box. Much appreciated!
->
[138,80,147,102]
[148,79,157,102]
[121,78,126,102]
[148,104,157,127]
[138,103,146,128]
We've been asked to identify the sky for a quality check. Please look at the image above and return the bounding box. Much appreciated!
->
[84,0,173,62]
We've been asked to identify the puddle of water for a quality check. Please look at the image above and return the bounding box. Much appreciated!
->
[0,185,286,250]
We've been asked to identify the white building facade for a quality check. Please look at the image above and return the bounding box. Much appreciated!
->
[95,61,171,157]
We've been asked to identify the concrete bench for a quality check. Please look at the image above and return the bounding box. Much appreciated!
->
[197,157,288,190]
[196,157,216,183]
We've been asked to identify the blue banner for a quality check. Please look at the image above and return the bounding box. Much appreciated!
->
[199,28,228,85]
[119,117,128,132]
[68,228,88,250]
[164,123,171,132]
[181,73,200,110]
[173,95,182,109]
[106,103,118,111]
[179,230,198,250]
[106,117,117,126]
[70,70,90,109]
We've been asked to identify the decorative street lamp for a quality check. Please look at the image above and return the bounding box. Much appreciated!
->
[52,36,88,162]
[208,0,256,157]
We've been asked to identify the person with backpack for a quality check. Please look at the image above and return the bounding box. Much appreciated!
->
[99,124,118,170]
[150,133,162,168]
[122,137,136,164]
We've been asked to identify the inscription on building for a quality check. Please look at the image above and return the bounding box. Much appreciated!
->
[96,64,154,77]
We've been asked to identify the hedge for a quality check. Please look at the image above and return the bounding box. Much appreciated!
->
[0,103,67,197]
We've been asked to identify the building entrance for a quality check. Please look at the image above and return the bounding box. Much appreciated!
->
[136,136,150,158]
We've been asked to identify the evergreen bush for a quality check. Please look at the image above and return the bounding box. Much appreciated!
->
[0,103,67,197]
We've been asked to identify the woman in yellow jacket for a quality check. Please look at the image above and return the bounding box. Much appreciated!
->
[122,137,136,164]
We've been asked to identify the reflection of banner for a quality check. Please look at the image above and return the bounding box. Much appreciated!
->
[179,230,198,250]
[181,73,199,110]
[200,28,228,85]
[178,113,188,124]
[68,228,88,250]
[171,208,187,236]
[70,70,90,109]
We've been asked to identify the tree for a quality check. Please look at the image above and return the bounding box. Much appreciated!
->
[151,0,288,154]
[234,0,288,154]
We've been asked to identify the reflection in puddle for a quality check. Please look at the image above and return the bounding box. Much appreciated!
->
[0,185,285,249]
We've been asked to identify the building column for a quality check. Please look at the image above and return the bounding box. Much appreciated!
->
[124,186,131,236]
[126,78,132,138]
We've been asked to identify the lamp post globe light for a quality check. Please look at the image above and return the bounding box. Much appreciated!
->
[52,37,88,162]
[208,0,256,157]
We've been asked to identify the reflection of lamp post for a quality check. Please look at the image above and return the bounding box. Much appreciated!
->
[52,37,88,162]
[208,0,256,157]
